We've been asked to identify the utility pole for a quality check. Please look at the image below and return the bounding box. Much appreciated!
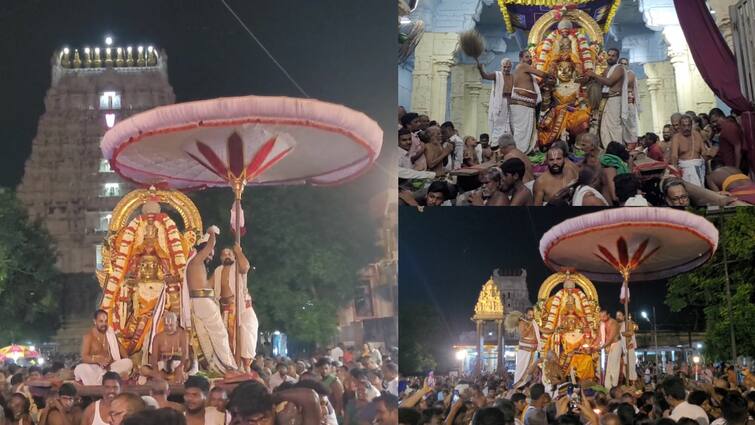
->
[720,214,737,362]
[707,207,737,363]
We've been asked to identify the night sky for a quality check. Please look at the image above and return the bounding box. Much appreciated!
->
[0,0,395,190]
[399,207,687,344]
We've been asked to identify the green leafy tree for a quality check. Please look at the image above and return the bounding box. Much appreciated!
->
[191,184,380,348]
[399,303,445,373]
[665,208,755,360]
[0,190,63,343]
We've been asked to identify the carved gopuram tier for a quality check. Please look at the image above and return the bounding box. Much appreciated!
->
[17,43,175,275]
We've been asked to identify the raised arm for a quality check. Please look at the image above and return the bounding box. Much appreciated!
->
[587,66,624,87]
[232,243,250,275]
[476,59,496,81]
[195,230,217,261]
[399,384,431,408]
[524,63,551,80]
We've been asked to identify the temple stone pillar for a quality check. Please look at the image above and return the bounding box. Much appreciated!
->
[411,32,460,121]
[637,79,654,136]
[663,26,716,114]
[645,77,665,134]
[496,319,505,375]
[644,61,679,133]
[451,63,493,139]
[474,320,483,376]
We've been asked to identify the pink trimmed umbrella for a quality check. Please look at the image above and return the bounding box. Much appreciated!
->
[539,208,719,380]
[101,95,383,365]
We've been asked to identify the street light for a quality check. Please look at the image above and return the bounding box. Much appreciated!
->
[456,350,467,375]
[641,307,660,377]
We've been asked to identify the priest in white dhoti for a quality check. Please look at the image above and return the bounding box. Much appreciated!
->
[600,310,622,389]
[185,227,238,374]
[586,48,629,147]
[75,310,134,385]
[213,238,258,373]
[619,58,641,146]
[510,50,548,153]
[477,58,514,148]
[514,308,541,385]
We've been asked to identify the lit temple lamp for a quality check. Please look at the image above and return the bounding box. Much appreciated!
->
[93,47,102,67]
[115,47,124,67]
[60,48,71,68]
[147,46,157,66]
[137,46,146,66]
[126,46,134,67]
[83,47,91,67]
[72,49,82,68]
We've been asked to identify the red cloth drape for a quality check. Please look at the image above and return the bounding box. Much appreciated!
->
[674,0,755,170]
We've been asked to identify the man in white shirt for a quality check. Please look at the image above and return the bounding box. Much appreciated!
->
[268,363,296,390]
[441,122,465,170]
[383,362,399,396]
[663,377,709,425]
[330,343,345,362]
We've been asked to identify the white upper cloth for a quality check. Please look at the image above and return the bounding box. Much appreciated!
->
[399,146,413,169]
[387,378,399,396]
[572,186,608,206]
[330,346,344,360]
[93,400,109,425]
[670,401,710,425]
[269,372,296,390]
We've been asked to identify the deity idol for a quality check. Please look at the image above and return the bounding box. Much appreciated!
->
[535,272,600,383]
[538,58,591,148]
[99,188,199,366]
[529,8,608,148]
[553,295,597,381]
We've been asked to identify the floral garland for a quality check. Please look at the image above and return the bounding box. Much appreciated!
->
[540,288,595,337]
[102,213,187,338]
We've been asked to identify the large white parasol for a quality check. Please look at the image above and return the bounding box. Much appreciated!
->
[101,95,383,366]
[539,208,719,380]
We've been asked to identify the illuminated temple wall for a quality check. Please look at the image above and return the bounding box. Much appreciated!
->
[401,0,736,140]
[16,43,175,351]
[17,44,175,275]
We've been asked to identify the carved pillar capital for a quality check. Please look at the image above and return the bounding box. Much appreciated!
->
[646,78,662,93]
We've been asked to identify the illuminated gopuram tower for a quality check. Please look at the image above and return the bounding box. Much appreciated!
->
[16,39,175,350]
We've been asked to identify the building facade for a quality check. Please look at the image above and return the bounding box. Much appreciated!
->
[17,43,175,275]
[337,191,398,351]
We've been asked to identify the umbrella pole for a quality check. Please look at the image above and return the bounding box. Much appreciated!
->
[622,274,631,384]
[233,184,244,370]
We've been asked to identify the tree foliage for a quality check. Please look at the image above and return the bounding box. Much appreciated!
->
[0,190,63,343]
[191,184,380,348]
[399,303,444,374]
[665,208,755,361]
